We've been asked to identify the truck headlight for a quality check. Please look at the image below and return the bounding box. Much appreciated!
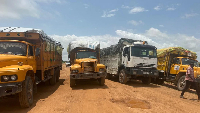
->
[99,68,104,72]
[1,75,18,82]
[2,76,9,81]
[11,75,17,81]
[143,72,147,74]
[72,70,79,73]
[154,72,158,75]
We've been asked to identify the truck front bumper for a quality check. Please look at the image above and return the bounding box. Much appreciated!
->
[0,82,22,97]
[70,72,106,79]
[129,68,159,78]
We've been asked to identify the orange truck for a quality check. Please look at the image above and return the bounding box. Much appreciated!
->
[67,41,106,87]
[0,27,63,108]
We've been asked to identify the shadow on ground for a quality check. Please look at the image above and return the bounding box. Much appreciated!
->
[71,79,109,90]
[0,79,65,113]
[107,77,160,88]
[162,83,198,95]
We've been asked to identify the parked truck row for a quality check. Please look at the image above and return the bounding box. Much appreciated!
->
[0,27,63,108]
[1,27,200,108]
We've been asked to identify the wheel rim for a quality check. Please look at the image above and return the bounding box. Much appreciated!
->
[27,80,33,102]
[119,72,124,83]
[179,78,186,89]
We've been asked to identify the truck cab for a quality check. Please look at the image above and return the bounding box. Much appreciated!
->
[69,47,106,87]
[120,43,158,84]
[167,57,200,90]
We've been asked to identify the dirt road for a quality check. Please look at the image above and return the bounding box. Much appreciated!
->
[1,65,200,113]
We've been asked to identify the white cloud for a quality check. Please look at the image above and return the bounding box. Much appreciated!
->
[84,4,89,8]
[51,28,200,61]
[182,13,199,19]
[109,9,119,13]
[34,0,62,4]
[121,5,130,9]
[101,9,118,18]
[128,20,144,26]
[0,0,63,20]
[167,7,176,11]
[154,6,161,11]
[129,7,148,14]
[159,25,164,27]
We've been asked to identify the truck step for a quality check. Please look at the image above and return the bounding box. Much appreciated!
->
[43,76,52,82]
[36,80,42,85]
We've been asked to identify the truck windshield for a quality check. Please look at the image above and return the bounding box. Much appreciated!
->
[76,51,97,59]
[182,58,198,67]
[131,46,157,58]
[0,42,27,56]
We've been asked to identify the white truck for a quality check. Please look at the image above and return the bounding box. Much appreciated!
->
[100,38,159,84]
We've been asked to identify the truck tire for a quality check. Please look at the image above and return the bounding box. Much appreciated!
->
[70,79,76,87]
[177,76,186,91]
[142,77,151,85]
[98,77,105,86]
[119,69,128,84]
[19,76,33,108]
[49,69,56,85]
[157,79,164,85]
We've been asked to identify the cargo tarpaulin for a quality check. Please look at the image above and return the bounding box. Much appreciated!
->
[157,47,197,59]
[67,41,100,53]
[0,27,63,55]
[100,38,146,57]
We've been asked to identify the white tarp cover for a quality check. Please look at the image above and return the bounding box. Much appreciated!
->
[67,41,100,53]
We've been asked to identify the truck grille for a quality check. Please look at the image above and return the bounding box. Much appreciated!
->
[83,62,95,73]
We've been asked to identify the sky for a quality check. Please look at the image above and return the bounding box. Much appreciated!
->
[0,0,200,61]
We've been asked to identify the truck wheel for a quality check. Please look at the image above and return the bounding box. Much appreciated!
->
[157,79,164,85]
[177,76,186,91]
[142,77,151,85]
[119,69,127,84]
[70,79,76,87]
[98,77,105,86]
[19,76,33,108]
[49,69,56,85]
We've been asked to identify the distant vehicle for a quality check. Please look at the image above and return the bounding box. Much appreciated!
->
[66,61,70,67]
[67,41,106,87]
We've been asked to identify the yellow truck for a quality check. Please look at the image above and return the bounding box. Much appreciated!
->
[0,27,63,107]
[67,41,106,87]
[157,47,200,90]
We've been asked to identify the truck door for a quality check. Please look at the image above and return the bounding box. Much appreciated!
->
[122,47,131,67]
[170,58,180,74]
[28,45,36,72]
